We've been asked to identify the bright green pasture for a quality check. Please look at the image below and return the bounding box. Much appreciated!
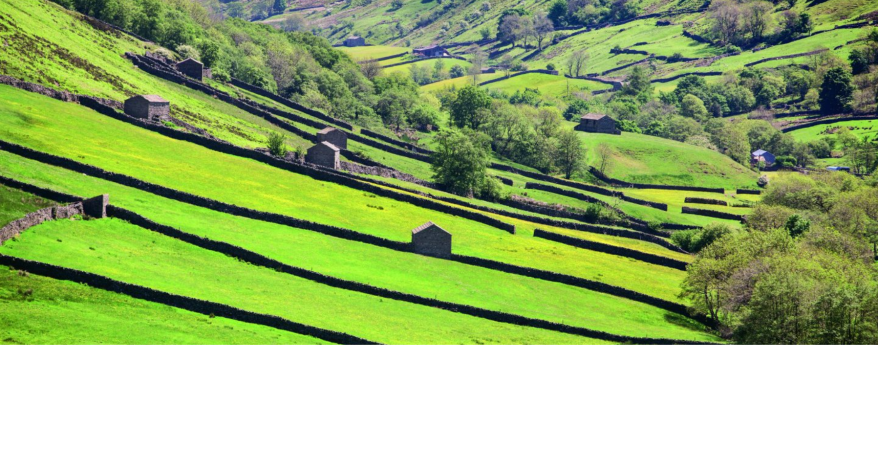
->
[578,130,759,188]
[423,74,503,92]
[786,119,878,146]
[0,156,715,341]
[0,184,54,226]
[382,59,472,77]
[623,188,755,219]
[340,45,411,61]
[0,87,690,301]
[0,0,311,151]
[0,266,327,345]
[483,73,612,97]
[1,217,617,345]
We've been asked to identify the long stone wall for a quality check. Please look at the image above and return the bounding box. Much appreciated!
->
[681,206,745,222]
[736,189,762,195]
[533,229,689,271]
[684,197,728,206]
[0,254,375,345]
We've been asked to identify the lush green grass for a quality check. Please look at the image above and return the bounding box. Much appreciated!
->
[0,266,329,344]
[0,0,314,151]
[1,217,618,344]
[0,152,717,342]
[340,45,411,61]
[786,119,878,147]
[0,184,54,226]
[0,85,691,302]
[484,73,611,98]
[578,130,759,188]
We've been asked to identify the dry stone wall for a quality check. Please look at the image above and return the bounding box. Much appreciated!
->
[0,254,375,345]
[684,197,727,206]
[533,229,689,271]
[681,206,745,222]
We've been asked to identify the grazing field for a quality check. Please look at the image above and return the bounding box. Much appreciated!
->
[578,131,759,188]
[339,45,411,61]
[484,73,612,98]
[0,0,312,151]
[0,266,329,345]
[786,119,878,146]
[1,218,623,345]
[0,87,693,300]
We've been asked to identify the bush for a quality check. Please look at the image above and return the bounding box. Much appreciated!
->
[211,68,230,83]
[266,131,288,157]
[671,223,733,253]
[757,175,769,187]
[617,119,641,133]
[546,63,556,71]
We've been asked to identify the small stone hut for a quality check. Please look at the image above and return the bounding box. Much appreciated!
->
[123,95,170,120]
[576,113,620,134]
[176,58,205,81]
[345,36,366,47]
[413,45,450,58]
[306,142,340,169]
[411,222,452,258]
[317,127,347,150]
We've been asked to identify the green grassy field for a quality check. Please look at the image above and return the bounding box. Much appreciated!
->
[0,85,694,299]
[578,131,759,188]
[786,119,878,146]
[0,152,716,342]
[340,45,411,61]
[1,217,628,344]
[0,266,330,345]
[484,73,612,98]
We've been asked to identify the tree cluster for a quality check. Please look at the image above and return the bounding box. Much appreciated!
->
[682,173,878,343]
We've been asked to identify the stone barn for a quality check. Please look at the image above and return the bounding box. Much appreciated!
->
[344,36,366,47]
[176,58,205,81]
[576,113,620,134]
[411,222,452,258]
[317,127,347,150]
[413,45,450,58]
[306,142,340,169]
[123,95,170,120]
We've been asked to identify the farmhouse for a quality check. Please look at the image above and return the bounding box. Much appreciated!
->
[176,58,206,81]
[411,222,452,258]
[413,45,450,58]
[317,127,347,150]
[751,149,776,167]
[576,113,620,134]
[827,166,851,172]
[123,95,170,120]
[344,36,366,47]
[306,141,340,169]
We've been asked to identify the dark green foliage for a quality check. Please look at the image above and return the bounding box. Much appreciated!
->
[784,214,810,238]
[819,67,854,114]
[671,223,733,253]
[266,131,288,157]
[431,129,492,197]
[449,85,491,129]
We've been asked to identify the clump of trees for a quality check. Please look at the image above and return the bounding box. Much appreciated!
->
[681,173,878,343]
[546,0,639,29]
[707,0,811,49]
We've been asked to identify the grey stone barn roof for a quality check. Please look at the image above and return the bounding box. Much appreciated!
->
[412,221,449,235]
[178,57,202,65]
[318,141,340,152]
[135,94,168,103]
[318,127,338,135]
[581,113,608,120]
[752,149,769,156]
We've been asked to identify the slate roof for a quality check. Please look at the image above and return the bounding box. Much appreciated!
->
[752,149,770,156]
[315,141,340,152]
[581,113,608,120]
[132,94,168,104]
[412,221,449,235]
[318,127,338,135]
[177,58,202,66]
